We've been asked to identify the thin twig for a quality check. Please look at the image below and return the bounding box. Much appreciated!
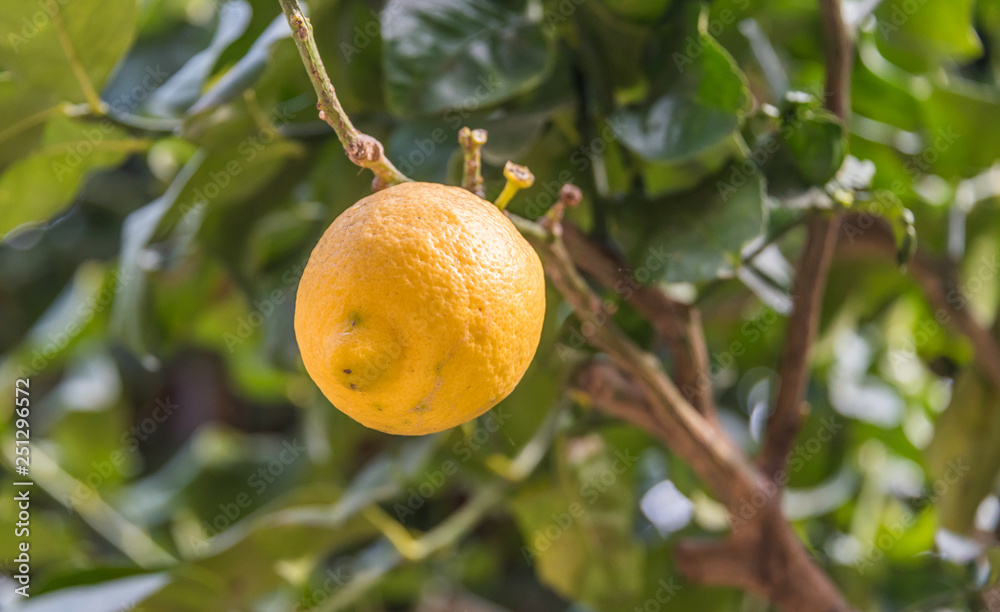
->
[277,0,410,188]
[818,0,852,119]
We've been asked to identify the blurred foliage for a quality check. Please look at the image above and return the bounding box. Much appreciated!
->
[0,0,999,610]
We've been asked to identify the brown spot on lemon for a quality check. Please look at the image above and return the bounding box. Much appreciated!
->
[294,182,545,435]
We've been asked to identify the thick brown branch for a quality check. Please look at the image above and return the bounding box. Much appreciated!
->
[676,511,850,612]
[759,0,852,478]
[561,223,718,424]
[509,209,852,610]
[759,214,842,477]
[573,360,853,612]
[818,0,852,120]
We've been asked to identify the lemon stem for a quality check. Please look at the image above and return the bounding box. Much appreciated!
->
[493,161,535,210]
[458,127,488,197]
[362,506,422,560]
[278,0,411,188]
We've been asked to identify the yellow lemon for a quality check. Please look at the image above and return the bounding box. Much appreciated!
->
[294,182,546,435]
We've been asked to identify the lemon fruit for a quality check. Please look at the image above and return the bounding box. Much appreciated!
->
[294,182,546,435]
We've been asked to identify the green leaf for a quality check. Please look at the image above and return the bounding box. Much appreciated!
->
[134,437,440,611]
[617,171,768,283]
[779,94,846,187]
[0,0,138,103]
[925,368,1000,535]
[0,115,145,238]
[0,82,58,170]
[855,189,916,265]
[922,80,1000,178]
[610,6,750,192]
[146,0,252,116]
[615,97,742,164]
[381,0,553,116]
[874,0,982,68]
[184,14,295,118]
[110,133,303,357]
[509,434,644,612]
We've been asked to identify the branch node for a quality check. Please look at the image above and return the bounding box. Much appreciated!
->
[459,127,488,196]
[348,134,384,166]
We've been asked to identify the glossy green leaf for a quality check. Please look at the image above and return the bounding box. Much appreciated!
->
[0,0,138,103]
[146,0,252,116]
[779,95,846,187]
[874,0,982,67]
[381,0,553,116]
[617,171,767,283]
[0,115,144,238]
[610,6,750,193]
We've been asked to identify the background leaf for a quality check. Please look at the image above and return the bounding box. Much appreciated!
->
[381,0,553,117]
[0,0,138,102]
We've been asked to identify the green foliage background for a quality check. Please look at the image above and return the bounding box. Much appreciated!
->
[0,0,999,610]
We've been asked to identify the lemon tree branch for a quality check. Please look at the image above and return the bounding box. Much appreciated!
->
[758,0,850,480]
[277,0,410,188]
[508,209,853,612]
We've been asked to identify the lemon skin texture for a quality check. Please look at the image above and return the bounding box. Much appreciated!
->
[294,182,546,435]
